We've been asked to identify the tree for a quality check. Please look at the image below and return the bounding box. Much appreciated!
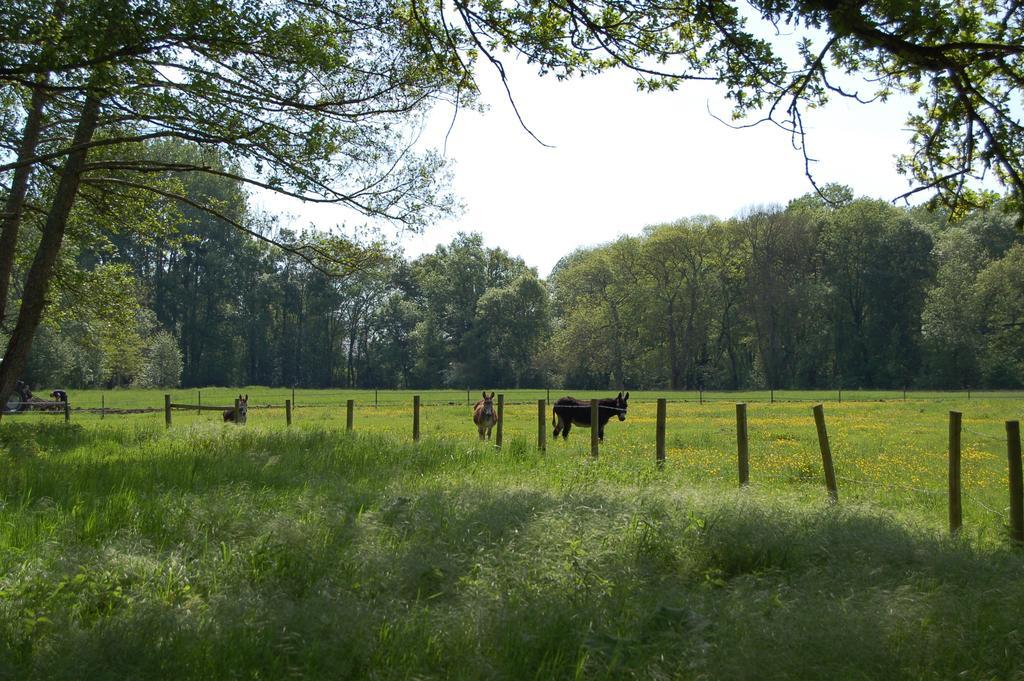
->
[548,243,642,389]
[365,294,421,388]
[635,220,718,390]
[921,227,986,387]
[4,0,1021,407]
[408,233,531,386]
[819,199,934,387]
[475,271,550,386]
[136,330,183,388]
[452,0,1024,216]
[974,245,1024,387]
[707,223,753,388]
[733,207,824,388]
[1,0,467,414]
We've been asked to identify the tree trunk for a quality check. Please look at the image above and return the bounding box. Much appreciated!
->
[666,298,682,390]
[0,90,102,418]
[606,298,626,388]
[347,329,357,387]
[0,82,49,328]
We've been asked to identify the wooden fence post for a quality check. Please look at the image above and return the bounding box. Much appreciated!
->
[736,403,749,486]
[948,411,962,535]
[164,394,171,428]
[538,399,546,452]
[413,395,420,443]
[286,399,292,426]
[233,398,240,424]
[197,390,201,415]
[101,393,105,420]
[1007,420,1023,542]
[495,394,504,448]
[292,386,296,408]
[346,399,354,432]
[64,400,70,423]
[812,404,838,503]
[656,398,666,468]
[590,399,599,458]
[770,388,774,404]
[375,389,378,408]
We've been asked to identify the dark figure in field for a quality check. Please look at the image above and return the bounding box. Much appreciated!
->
[15,380,31,402]
[552,392,630,441]
[223,394,248,424]
[3,379,32,412]
[473,391,499,441]
[50,389,68,402]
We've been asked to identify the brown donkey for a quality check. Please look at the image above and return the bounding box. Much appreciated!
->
[472,391,499,441]
[223,394,248,424]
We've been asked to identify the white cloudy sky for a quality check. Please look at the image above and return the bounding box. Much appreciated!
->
[256,55,923,277]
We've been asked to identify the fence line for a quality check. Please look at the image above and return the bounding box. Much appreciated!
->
[26,388,1024,412]
[962,426,1007,445]
[834,474,945,497]
[14,389,1024,540]
[962,491,1006,519]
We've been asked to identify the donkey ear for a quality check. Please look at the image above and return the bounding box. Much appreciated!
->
[489,391,495,399]
[624,392,629,400]
[616,391,622,399]
[244,394,248,400]
[482,391,487,398]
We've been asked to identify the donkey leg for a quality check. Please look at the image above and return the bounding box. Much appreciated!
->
[562,422,571,440]
[553,415,562,439]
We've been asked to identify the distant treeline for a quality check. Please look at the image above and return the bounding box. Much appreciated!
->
[22,170,1024,390]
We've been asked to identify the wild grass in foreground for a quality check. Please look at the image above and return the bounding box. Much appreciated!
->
[2,418,1024,680]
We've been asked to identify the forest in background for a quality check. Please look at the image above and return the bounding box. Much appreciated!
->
[14,143,1024,392]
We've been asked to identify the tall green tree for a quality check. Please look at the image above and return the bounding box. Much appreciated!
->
[974,245,1024,387]
[733,207,824,388]
[475,271,550,387]
[408,233,531,387]
[4,0,1022,406]
[921,227,986,387]
[635,219,718,390]
[819,199,934,387]
[0,0,467,413]
[549,244,642,389]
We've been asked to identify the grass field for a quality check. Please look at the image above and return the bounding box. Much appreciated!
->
[2,390,1024,679]
[22,385,1024,410]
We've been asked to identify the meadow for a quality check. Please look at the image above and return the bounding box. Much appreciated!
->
[1,389,1024,679]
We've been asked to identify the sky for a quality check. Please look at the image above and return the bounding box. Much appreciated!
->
[256,55,923,278]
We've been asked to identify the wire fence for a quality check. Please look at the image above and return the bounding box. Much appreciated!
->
[963,492,1006,519]
[11,387,1023,412]
[834,474,946,498]
[7,386,1023,538]
[963,425,1010,446]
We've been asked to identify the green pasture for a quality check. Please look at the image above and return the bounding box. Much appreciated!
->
[2,391,1024,679]
[16,387,1023,535]
[24,385,1021,411]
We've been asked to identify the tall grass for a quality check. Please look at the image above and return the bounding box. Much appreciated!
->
[2,398,1024,679]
